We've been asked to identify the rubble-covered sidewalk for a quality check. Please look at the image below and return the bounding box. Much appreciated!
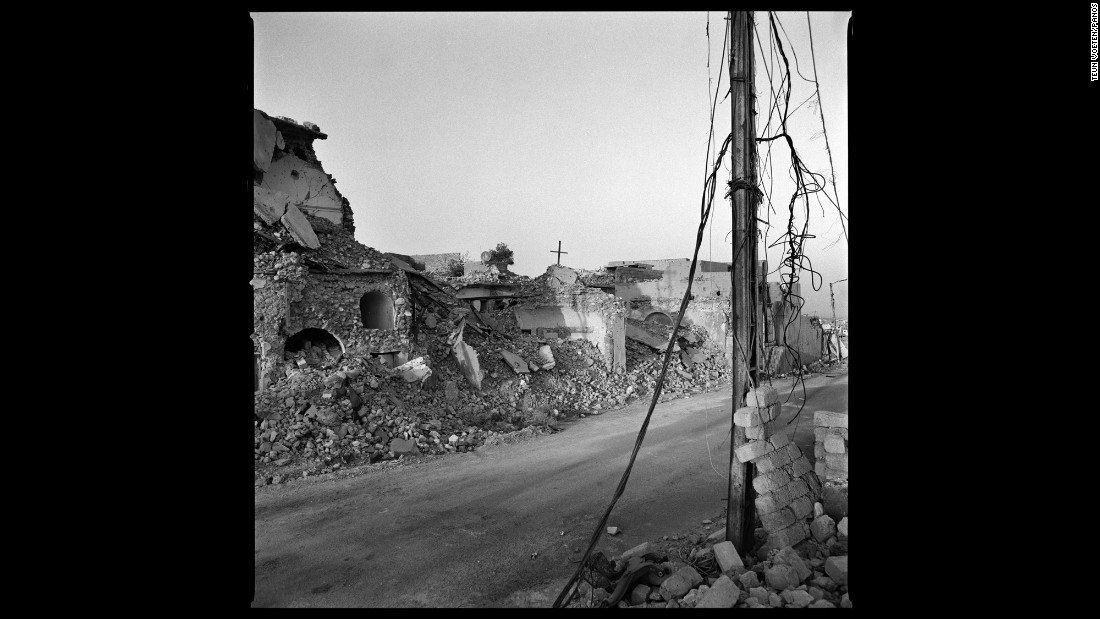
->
[563,490,849,609]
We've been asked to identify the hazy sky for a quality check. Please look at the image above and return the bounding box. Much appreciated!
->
[253,11,849,318]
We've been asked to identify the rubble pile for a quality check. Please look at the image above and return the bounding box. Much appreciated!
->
[254,263,735,485]
[567,511,849,609]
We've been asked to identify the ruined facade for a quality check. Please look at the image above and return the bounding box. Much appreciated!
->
[253,109,412,391]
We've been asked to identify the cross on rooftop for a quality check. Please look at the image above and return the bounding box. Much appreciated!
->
[550,240,568,265]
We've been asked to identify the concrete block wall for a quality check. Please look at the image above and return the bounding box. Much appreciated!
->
[813,411,848,481]
[733,386,823,555]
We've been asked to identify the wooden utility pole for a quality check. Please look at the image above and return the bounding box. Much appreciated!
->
[725,10,759,549]
[830,278,846,364]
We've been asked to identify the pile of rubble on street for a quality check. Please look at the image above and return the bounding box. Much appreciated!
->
[566,506,849,609]
[254,263,733,487]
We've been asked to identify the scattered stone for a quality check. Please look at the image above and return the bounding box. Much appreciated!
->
[824,556,848,586]
[768,592,783,607]
[738,570,760,589]
[696,575,740,608]
[781,589,815,608]
[764,564,800,591]
[712,540,745,573]
[840,593,851,608]
[630,584,651,606]
[606,526,620,536]
[814,502,824,519]
[809,600,836,608]
[837,516,848,539]
[808,586,824,601]
[773,546,812,583]
[810,514,837,543]
[390,438,419,457]
[749,587,770,605]
[660,566,704,600]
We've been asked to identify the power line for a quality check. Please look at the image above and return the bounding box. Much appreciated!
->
[805,12,848,246]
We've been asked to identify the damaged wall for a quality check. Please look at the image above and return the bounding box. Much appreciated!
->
[252,251,413,390]
[513,292,626,373]
[813,411,848,482]
[253,109,355,235]
[733,385,824,557]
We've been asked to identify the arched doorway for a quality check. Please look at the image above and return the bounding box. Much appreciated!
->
[360,290,394,329]
[284,328,344,366]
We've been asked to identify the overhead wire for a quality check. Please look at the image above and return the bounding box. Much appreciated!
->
[552,14,736,606]
[805,11,848,246]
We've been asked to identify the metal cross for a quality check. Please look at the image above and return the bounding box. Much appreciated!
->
[550,240,568,265]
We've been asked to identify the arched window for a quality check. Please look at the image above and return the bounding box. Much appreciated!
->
[360,290,394,330]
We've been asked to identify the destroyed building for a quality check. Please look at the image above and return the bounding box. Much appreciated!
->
[253,109,413,391]
[761,282,825,374]
[607,258,764,357]
[512,266,627,373]
[606,258,826,376]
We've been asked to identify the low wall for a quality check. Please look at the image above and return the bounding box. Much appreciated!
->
[813,411,848,481]
[732,385,824,556]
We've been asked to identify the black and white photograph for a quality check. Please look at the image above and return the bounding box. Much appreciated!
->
[252,11,849,608]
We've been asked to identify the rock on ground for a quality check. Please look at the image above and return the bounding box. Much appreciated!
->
[695,575,740,608]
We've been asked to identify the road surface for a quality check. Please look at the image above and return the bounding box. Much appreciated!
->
[253,365,848,607]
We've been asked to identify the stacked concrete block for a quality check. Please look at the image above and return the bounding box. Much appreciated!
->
[733,386,823,555]
[813,411,848,481]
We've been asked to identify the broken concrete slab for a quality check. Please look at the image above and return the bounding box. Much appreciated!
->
[625,321,678,352]
[450,321,482,390]
[280,202,321,249]
[254,186,290,225]
[254,109,278,172]
[499,349,530,374]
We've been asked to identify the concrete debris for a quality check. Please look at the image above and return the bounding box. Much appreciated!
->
[450,321,482,390]
[781,589,815,608]
[824,556,848,586]
[499,349,530,374]
[280,202,321,249]
[712,541,744,573]
[394,357,432,384]
[764,563,801,591]
[659,566,703,600]
[810,514,836,543]
[695,575,740,608]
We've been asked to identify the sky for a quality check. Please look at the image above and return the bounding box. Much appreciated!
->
[253,11,849,319]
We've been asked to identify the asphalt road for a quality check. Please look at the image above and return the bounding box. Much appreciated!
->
[253,364,848,608]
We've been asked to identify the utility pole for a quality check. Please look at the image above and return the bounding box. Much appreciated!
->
[830,278,847,364]
[725,10,758,550]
